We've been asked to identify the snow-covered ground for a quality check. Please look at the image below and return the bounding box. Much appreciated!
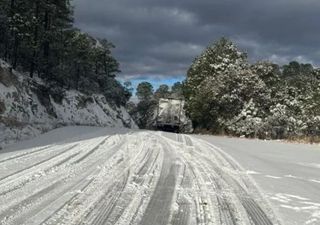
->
[0,127,302,225]
[197,135,320,225]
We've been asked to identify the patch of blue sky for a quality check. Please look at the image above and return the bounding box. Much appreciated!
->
[118,75,185,94]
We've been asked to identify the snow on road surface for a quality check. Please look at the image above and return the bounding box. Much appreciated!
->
[1,127,312,225]
[197,135,320,225]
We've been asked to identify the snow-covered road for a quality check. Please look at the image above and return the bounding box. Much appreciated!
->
[0,127,317,225]
[196,135,320,225]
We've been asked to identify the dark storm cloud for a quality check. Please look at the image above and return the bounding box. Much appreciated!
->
[73,0,320,79]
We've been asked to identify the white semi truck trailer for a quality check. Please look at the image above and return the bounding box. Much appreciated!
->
[156,98,185,132]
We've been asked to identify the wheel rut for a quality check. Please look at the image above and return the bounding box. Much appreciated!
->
[186,135,280,225]
[90,171,130,225]
[0,131,283,225]
[139,141,179,225]
[0,145,52,164]
[0,144,78,184]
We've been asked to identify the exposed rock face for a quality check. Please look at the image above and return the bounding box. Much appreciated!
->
[0,60,137,148]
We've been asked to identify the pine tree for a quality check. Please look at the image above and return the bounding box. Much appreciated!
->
[0,0,130,107]
[154,84,170,99]
[184,38,261,131]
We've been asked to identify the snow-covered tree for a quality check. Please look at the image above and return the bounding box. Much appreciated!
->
[184,38,319,140]
[184,38,268,132]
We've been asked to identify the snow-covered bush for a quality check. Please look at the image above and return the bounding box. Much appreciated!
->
[227,100,263,137]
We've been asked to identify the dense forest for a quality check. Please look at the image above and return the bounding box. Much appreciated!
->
[0,0,130,106]
[184,38,320,141]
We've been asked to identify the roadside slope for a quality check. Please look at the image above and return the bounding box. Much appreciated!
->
[0,60,137,148]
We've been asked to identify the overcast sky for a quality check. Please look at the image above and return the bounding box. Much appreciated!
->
[74,0,320,83]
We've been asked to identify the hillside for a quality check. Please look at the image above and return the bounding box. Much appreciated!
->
[0,60,137,148]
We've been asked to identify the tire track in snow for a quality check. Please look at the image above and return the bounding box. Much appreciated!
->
[215,165,273,225]
[83,135,158,225]
[171,165,192,225]
[0,136,126,225]
[194,151,238,225]
[135,148,153,177]
[0,150,80,197]
[72,136,111,164]
[114,141,163,225]
[0,136,114,198]
[1,162,97,224]
[0,145,52,164]
[216,196,237,225]
[0,179,64,224]
[198,155,246,225]
[89,171,130,225]
[11,176,95,225]
[190,136,280,225]
[0,144,78,184]
[177,134,184,143]
[0,130,284,225]
[176,135,235,225]
[21,137,127,225]
[184,135,193,146]
[137,132,282,225]
[140,164,180,225]
[37,178,95,225]
[0,144,82,197]
[32,142,125,225]
[37,134,144,225]
[186,154,225,225]
[241,198,273,225]
[158,134,216,225]
[139,139,180,225]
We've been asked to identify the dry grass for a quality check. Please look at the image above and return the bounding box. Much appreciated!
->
[286,135,320,144]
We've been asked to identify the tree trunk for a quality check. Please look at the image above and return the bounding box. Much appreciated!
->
[4,41,9,60]
[12,36,18,69]
[10,0,15,10]
[30,1,40,78]
[103,53,108,76]
[10,0,16,67]
[43,2,51,76]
